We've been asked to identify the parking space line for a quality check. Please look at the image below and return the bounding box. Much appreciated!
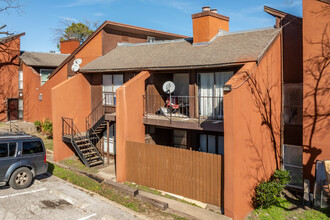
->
[0,188,46,199]
[77,213,97,220]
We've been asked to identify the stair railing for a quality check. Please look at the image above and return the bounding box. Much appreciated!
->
[87,126,103,157]
[86,92,116,131]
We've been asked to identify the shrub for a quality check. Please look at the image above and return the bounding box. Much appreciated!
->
[42,119,53,139]
[252,169,291,209]
[34,121,42,132]
[272,169,291,186]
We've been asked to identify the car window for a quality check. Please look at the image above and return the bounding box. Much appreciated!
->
[0,143,8,157]
[9,143,17,157]
[23,141,43,154]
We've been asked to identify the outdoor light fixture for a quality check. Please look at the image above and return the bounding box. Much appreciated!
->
[223,85,232,92]
[39,93,42,101]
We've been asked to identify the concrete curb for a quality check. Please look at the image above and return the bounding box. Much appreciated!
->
[46,159,225,220]
[47,160,169,214]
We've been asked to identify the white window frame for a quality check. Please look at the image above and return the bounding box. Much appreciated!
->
[18,70,23,90]
[40,69,54,86]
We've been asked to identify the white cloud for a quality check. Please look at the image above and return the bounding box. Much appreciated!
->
[59,16,79,23]
[59,0,115,8]
[139,0,199,13]
[93,12,104,17]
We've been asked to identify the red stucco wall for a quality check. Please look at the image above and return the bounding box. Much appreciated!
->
[116,71,150,182]
[224,36,282,220]
[302,0,330,185]
[23,31,103,123]
[0,37,20,121]
[52,73,92,162]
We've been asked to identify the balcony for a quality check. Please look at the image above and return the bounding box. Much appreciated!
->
[143,94,224,132]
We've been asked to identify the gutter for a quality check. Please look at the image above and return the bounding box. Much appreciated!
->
[79,61,250,73]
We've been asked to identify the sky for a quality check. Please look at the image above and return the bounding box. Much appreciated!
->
[0,0,302,52]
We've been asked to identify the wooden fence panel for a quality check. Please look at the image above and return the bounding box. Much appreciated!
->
[126,141,223,207]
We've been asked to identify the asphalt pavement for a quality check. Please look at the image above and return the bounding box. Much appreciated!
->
[0,173,146,220]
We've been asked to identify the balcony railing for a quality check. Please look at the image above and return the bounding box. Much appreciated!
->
[143,95,223,123]
[86,92,116,131]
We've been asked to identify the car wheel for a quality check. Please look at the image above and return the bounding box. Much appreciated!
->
[9,167,33,190]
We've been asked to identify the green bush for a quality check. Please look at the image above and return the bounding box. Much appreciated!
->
[42,119,53,139]
[34,121,42,132]
[272,169,291,186]
[252,169,291,209]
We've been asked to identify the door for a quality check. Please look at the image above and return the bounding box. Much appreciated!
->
[7,98,18,121]
[103,124,116,154]
[198,72,233,119]
[102,74,123,106]
[0,142,18,181]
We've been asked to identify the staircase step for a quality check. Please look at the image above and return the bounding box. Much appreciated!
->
[89,160,103,167]
[83,152,98,156]
[87,156,101,161]
[81,147,96,152]
[75,139,89,143]
[77,143,92,148]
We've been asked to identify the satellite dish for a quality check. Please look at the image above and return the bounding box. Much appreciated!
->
[71,63,79,72]
[163,81,175,94]
[74,58,82,65]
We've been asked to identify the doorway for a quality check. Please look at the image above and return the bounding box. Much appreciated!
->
[7,98,18,121]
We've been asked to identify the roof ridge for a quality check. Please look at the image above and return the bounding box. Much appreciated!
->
[117,38,193,47]
[22,51,69,55]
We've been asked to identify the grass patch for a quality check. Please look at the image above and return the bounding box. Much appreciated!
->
[59,157,98,174]
[249,197,330,220]
[125,182,201,208]
[48,162,186,219]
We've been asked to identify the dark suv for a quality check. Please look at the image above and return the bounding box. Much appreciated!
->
[0,132,48,189]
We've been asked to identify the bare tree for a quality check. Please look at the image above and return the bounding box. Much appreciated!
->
[0,0,22,36]
[0,0,23,121]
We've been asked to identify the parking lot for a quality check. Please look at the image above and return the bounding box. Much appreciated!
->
[0,173,144,220]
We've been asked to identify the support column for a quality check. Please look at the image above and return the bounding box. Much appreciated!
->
[107,121,110,165]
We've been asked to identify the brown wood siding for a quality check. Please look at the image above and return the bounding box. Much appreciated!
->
[126,141,223,207]
[90,73,103,111]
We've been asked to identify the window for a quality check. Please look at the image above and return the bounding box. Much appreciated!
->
[199,134,224,155]
[0,143,8,157]
[173,129,187,149]
[18,99,23,119]
[197,71,233,118]
[147,36,155,43]
[0,143,16,157]
[23,141,43,154]
[283,144,303,189]
[40,69,54,85]
[9,143,16,156]
[18,70,23,90]
[284,84,303,125]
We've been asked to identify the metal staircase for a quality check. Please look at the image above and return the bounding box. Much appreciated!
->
[85,92,116,147]
[62,117,103,167]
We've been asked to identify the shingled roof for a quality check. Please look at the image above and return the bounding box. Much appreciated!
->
[80,27,280,73]
[20,52,69,67]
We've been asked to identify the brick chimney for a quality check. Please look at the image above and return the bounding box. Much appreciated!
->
[60,39,80,54]
[192,7,230,44]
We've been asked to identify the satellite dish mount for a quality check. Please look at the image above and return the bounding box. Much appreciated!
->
[162,81,175,104]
